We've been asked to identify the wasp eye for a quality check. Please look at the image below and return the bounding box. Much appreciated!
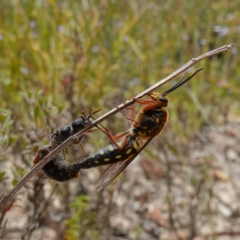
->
[159,96,168,103]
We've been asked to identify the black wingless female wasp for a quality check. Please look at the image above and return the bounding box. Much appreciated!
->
[34,69,202,189]
[50,109,101,153]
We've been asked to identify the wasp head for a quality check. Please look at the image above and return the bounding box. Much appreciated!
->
[149,92,169,107]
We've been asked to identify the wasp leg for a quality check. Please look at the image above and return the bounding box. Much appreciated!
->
[97,127,130,150]
[78,142,86,154]
[81,109,110,135]
[121,97,161,126]
[83,108,127,149]
[120,107,139,126]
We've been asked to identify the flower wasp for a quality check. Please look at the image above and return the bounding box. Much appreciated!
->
[50,109,101,154]
[98,69,203,152]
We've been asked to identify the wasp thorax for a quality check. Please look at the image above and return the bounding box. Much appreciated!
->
[59,126,72,136]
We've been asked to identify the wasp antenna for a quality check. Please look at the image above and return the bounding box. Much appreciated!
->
[162,68,203,96]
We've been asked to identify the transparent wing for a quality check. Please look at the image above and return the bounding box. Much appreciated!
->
[97,153,136,191]
[97,137,154,191]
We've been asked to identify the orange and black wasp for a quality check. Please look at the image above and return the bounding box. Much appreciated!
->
[78,69,203,190]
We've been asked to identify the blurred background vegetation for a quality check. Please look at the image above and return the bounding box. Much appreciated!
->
[0,0,239,239]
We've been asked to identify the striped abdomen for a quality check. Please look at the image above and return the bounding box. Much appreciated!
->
[75,137,139,169]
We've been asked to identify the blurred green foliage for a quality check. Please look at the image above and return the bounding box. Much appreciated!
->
[65,195,98,239]
[0,109,17,180]
[0,0,239,239]
[0,109,17,152]
[0,1,239,147]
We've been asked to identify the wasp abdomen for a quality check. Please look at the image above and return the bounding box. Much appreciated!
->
[43,155,79,182]
[76,137,139,169]
[36,146,80,182]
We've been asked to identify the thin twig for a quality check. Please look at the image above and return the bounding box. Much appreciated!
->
[0,43,234,212]
[0,219,8,240]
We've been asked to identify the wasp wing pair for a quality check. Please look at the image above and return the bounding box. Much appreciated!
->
[97,136,158,191]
